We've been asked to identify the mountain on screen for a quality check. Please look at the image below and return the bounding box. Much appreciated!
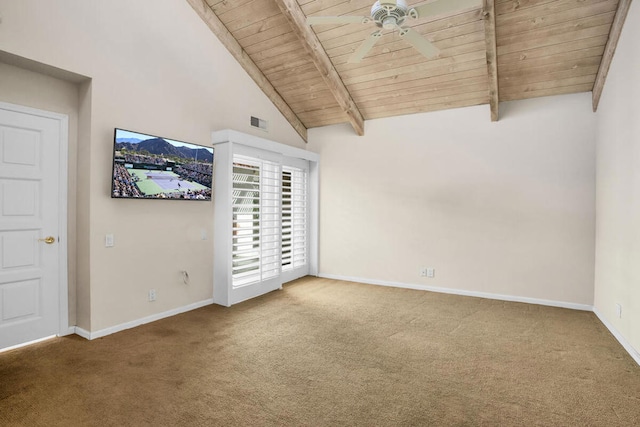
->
[115,137,213,163]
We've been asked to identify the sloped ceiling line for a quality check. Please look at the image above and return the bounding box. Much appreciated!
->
[273,0,366,136]
[592,0,633,112]
[186,0,309,142]
[187,0,630,133]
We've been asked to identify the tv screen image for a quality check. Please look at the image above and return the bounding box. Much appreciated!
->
[111,128,214,200]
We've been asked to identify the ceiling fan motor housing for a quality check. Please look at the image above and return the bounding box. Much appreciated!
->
[371,0,409,28]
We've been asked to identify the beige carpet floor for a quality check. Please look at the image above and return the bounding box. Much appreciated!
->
[1,277,640,426]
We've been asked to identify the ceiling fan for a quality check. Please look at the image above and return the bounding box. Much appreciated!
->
[307,0,481,63]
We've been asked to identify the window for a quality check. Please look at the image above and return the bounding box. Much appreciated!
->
[281,166,308,272]
[212,129,318,307]
[232,155,281,288]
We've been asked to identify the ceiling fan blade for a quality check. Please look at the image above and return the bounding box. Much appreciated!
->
[411,0,481,19]
[399,27,439,58]
[348,31,383,63]
[307,16,370,25]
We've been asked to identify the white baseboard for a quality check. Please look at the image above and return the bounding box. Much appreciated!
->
[73,298,214,340]
[320,274,640,366]
[66,277,640,368]
[74,326,91,340]
[319,274,593,311]
[593,307,640,366]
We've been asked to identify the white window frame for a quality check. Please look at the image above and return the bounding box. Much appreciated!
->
[212,130,319,307]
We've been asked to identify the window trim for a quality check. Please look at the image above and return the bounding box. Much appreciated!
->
[212,130,319,306]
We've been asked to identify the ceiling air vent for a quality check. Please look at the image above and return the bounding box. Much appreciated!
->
[250,116,268,131]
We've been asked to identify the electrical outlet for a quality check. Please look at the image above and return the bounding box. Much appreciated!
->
[615,303,622,318]
[420,267,435,278]
[148,289,157,302]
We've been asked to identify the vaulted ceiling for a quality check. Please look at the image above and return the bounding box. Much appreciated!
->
[187,0,631,141]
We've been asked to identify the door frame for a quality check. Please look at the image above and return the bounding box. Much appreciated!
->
[0,101,70,338]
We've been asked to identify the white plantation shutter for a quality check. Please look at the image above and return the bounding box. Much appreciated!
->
[232,155,281,288]
[282,166,308,271]
[281,170,292,270]
[212,130,318,307]
[259,160,281,280]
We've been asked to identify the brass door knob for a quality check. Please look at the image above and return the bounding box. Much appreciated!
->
[38,236,56,244]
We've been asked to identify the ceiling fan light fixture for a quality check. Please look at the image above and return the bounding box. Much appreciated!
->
[382,16,397,29]
[308,0,481,62]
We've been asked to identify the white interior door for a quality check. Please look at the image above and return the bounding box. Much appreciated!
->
[0,104,66,350]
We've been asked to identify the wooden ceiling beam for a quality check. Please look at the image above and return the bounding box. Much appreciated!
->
[592,0,632,112]
[273,0,366,136]
[185,0,308,142]
[483,0,499,122]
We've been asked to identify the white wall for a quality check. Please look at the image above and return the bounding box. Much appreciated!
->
[0,0,306,331]
[594,3,640,355]
[3,0,630,338]
[308,93,596,306]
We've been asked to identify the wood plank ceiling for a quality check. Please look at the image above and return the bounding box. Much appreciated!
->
[187,0,631,141]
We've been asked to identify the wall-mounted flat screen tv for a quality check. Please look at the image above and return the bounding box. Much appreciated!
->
[111,128,214,200]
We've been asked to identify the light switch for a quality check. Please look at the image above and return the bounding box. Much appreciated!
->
[105,233,114,247]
